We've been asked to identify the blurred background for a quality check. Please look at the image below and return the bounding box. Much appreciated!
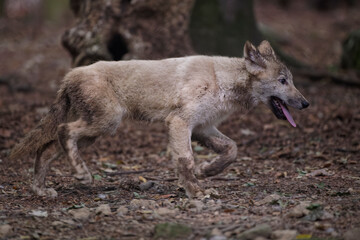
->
[0,1,359,239]
[0,0,359,70]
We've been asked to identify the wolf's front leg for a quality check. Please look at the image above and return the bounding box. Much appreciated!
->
[166,115,203,198]
[192,126,237,178]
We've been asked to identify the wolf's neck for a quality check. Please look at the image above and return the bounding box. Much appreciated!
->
[214,57,256,110]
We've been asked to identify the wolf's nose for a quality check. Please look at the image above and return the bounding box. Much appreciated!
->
[301,100,309,109]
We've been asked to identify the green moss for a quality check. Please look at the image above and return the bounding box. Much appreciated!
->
[341,30,360,70]
[154,223,192,239]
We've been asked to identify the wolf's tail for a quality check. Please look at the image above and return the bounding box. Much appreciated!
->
[9,89,69,160]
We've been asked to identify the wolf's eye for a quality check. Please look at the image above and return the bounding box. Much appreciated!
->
[279,78,287,85]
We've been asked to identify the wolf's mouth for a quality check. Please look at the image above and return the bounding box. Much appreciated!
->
[269,96,296,127]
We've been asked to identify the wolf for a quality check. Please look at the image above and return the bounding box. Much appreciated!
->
[9,40,309,198]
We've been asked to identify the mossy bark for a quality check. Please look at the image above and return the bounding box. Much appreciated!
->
[62,0,195,67]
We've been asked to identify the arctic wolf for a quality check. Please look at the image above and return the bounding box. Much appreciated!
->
[9,40,309,198]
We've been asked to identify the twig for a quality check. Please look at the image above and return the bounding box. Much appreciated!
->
[106,169,154,176]
[209,177,241,181]
[335,148,359,154]
[220,223,243,232]
[145,176,178,181]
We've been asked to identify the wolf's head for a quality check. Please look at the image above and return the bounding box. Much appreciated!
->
[243,40,309,127]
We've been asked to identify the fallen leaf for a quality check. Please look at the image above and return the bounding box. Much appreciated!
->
[254,194,280,206]
[122,165,141,170]
[139,176,147,183]
[99,157,111,162]
[296,234,312,239]
[153,194,176,200]
[223,209,235,213]
[307,168,333,177]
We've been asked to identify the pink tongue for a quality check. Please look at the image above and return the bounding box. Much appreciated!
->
[280,103,296,127]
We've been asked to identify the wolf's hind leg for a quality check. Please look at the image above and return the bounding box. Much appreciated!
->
[32,142,62,197]
[57,106,123,185]
[192,126,237,179]
[57,119,98,184]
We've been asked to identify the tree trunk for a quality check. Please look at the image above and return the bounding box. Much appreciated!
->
[62,0,195,67]
[189,0,262,57]
[62,0,302,69]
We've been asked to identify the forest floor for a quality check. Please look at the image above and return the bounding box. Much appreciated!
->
[0,1,359,240]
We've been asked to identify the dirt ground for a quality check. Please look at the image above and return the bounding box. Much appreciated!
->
[0,1,359,240]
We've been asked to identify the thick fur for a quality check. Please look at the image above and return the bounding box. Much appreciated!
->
[9,89,68,160]
[9,41,308,198]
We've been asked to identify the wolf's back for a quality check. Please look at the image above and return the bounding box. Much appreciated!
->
[9,89,69,160]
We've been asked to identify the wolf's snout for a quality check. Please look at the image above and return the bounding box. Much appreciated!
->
[301,100,309,109]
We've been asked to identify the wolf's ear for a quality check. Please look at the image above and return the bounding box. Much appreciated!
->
[258,40,276,59]
[243,41,266,75]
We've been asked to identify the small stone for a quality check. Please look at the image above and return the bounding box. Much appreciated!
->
[272,229,297,240]
[320,210,334,220]
[97,193,107,200]
[0,224,12,237]
[254,194,280,206]
[161,199,174,207]
[51,221,64,227]
[155,207,179,216]
[29,210,48,218]
[254,237,267,240]
[325,227,335,233]
[240,128,256,136]
[314,222,332,231]
[116,206,129,216]
[140,181,155,191]
[129,199,158,210]
[188,199,204,212]
[69,207,91,220]
[207,199,222,211]
[62,219,76,225]
[210,236,227,240]
[287,201,311,218]
[237,224,272,240]
[95,204,112,216]
[211,227,223,236]
[344,228,360,240]
[204,188,220,198]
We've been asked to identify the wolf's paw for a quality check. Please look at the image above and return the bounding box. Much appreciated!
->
[195,162,210,179]
[74,172,93,185]
[193,189,206,199]
[182,182,204,199]
[32,186,58,198]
